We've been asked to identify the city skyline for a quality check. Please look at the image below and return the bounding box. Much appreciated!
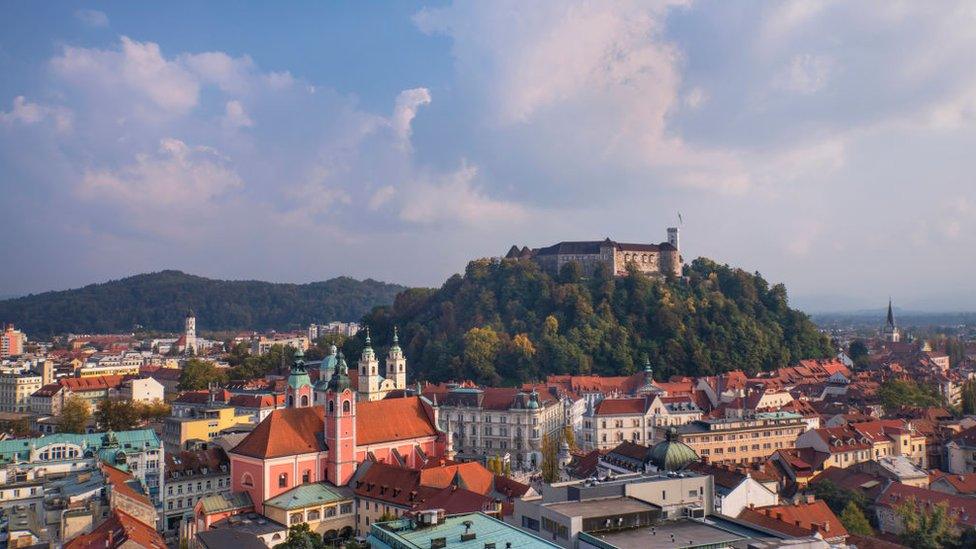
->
[3,2,976,311]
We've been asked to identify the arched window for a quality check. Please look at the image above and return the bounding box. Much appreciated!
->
[287,395,294,407]
[241,473,254,488]
[300,395,309,407]
[342,400,351,413]
[328,400,335,414]
[278,473,288,488]
[302,469,311,484]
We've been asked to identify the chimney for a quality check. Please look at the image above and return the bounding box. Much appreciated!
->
[806,494,816,504]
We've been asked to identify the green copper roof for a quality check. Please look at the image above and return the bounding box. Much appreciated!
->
[288,349,312,390]
[649,427,700,472]
[0,429,161,465]
[199,491,253,514]
[264,482,351,511]
[371,512,560,549]
[326,352,352,392]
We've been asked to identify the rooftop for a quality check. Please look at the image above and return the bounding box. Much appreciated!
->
[371,512,559,549]
[580,519,744,549]
[546,497,658,519]
[196,528,269,549]
[264,482,352,511]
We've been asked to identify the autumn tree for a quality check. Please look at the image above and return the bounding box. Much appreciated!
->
[562,425,577,451]
[95,398,140,431]
[540,433,559,483]
[180,358,228,390]
[839,501,873,536]
[137,400,171,422]
[59,396,91,434]
[462,327,501,385]
[895,498,958,549]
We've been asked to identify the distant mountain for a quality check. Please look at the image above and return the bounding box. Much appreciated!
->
[0,270,406,337]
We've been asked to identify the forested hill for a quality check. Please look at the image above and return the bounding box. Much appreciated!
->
[358,258,834,385]
[0,270,405,337]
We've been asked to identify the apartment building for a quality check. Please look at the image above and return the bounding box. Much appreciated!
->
[432,385,563,469]
[675,412,808,464]
[162,405,253,454]
[0,367,42,413]
[78,352,144,377]
[796,419,928,469]
[581,394,702,450]
[0,324,25,358]
[163,448,231,531]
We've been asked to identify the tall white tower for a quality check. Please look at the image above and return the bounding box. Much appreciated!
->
[386,327,407,390]
[357,328,382,400]
[184,309,197,355]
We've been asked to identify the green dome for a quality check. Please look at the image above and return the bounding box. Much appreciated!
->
[649,427,700,472]
[326,352,352,392]
[526,389,540,409]
[288,349,312,390]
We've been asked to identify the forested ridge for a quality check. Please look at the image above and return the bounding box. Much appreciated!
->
[0,270,405,337]
[357,257,834,385]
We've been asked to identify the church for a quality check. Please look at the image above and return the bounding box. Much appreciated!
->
[227,334,449,512]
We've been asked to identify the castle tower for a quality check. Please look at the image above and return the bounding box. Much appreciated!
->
[184,309,197,355]
[667,227,680,251]
[324,352,357,486]
[882,299,901,343]
[386,327,407,390]
[358,329,382,401]
[286,348,313,408]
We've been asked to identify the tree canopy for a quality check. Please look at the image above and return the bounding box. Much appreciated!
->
[59,396,91,434]
[180,359,229,390]
[358,257,833,384]
[878,379,942,411]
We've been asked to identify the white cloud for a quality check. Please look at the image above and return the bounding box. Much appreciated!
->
[391,88,431,149]
[182,51,255,94]
[222,100,253,129]
[684,87,708,110]
[51,36,200,116]
[79,138,242,208]
[399,162,526,226]
[368,185,396,210]
[75,9,109,28]
[0,96,72,132]
[777,53,832,94]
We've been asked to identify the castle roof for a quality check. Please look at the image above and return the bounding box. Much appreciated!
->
[230,397,439,459]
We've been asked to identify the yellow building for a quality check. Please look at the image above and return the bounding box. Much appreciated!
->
[0,370,43,413]
[78,364,141,377]
[262,483,356,540]
[162,405,252,454]
[796,419,928,469]
[675,412,808,464]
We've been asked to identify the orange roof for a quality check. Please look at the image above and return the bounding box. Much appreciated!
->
[60,375,126,392]
[101,463,153,507]
[594,397,647,416]
[419,462,494,494]
[231,397,438,459]
[64,509,165,549]
[738,500,847,539]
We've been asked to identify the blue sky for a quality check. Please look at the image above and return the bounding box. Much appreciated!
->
[3,1,976,311]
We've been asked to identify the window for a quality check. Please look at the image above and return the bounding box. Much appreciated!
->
[328,400,335,413]
[326,506,337,517]
[241,473,254,488]
[301,395,309,407]
[290,512,304,525]
[343,400,351,413]
[340,502,352,515]
[279,473,288,488]
[307,510,320,521]
[303,470,311,484]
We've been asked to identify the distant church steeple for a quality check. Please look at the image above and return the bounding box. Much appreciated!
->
[883,298,901,343]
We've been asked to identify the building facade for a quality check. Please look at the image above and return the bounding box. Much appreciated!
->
[675,412,808,464]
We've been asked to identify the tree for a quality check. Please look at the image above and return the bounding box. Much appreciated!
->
[137,400,171,422]
[848,340,870,370]
[961,380,976,416]
[274,523,323,549]
[462,327,502,385]
[895,498,958,549]
[839,501,873,535]
[540,433,559,483]
[562,425,577,451]
[810,480,869,516]
[59,396,91,434]
[95,398,140,431]
[878,379,942,411]
[559,261,583,284]
[180,358,228,390]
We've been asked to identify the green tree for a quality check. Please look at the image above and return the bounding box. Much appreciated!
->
[462,327,502,385]
[559,261,583,284]
[180,358,228,390]
[540,433,559,483]
[137,400,171,422]
[839,501,873,535]
[895,498,959,549]
[810,480,869,516]
[961,380,976,416]
[95,398,140,431]
[848,340,870,370]
[274,523,323,549]
[59,396,91,434]
[878,379,942,411]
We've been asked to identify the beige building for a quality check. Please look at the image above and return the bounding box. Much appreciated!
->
[675,412,808,464]
[796,419,927,469]
[162,405,253,454]
[433,385,563,470]
[263,483,355,539]
[0,367,42,413]
[581,394,702,450]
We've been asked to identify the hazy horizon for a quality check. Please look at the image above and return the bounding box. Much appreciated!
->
[4,2,976,310]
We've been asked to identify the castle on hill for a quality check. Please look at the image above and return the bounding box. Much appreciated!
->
[505,227,682,278]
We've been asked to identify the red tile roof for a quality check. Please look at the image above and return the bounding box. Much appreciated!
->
[929,470,976,495]
[876,483,976,528]
[738,500,847,540]
[231,397,438,459]
[594,397,647,416]
[101,464,152,507]
[59,375,126,392]
[64,509,165,549]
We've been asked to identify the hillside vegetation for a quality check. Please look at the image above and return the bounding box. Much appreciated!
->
[358,258,833,385]
[0,270,405,337]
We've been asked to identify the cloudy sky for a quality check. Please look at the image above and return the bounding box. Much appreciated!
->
[2,1,976,311]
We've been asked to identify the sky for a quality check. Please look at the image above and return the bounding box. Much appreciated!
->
[2,1,976,312]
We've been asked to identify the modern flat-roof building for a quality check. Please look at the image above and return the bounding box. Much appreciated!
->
[370,511,561,549]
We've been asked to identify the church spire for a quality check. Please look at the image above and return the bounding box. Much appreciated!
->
[887,298,895,328]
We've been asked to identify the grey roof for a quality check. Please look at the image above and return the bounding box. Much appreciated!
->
[197,529,268,549]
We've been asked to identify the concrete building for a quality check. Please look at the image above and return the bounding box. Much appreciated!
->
[0,365,42,412]
[0,324,25,358]
[371,511,560,549]
[675,412,808,464]
[163,405,253,454]
[122,376,165,403]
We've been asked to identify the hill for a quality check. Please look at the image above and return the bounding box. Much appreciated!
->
[0,270,406,337]
[356,257,834,385]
